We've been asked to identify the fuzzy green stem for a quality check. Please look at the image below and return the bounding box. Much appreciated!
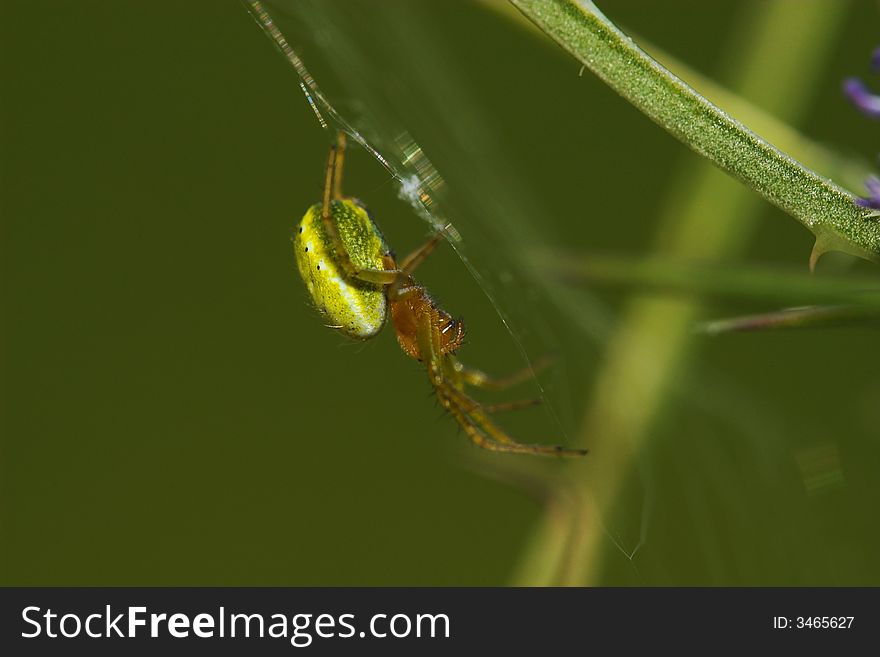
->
[509,0,880,263]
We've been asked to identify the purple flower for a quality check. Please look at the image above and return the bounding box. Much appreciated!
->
[855,175,880,210]
[844,48,880,211]
[843,78,880,118]
[843,47,880,118]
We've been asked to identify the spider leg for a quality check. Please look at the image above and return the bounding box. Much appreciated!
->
[399,232,444,274]
[385,232,446,300]
[442,382,563,451]
[450,355,554,391]
[437,366,540,415]
[428,358,526,451]
[319,132,402,286]
[332,131,346,200]
[416,312,586,457]
[438,391,542,455]
[438,382,585,456]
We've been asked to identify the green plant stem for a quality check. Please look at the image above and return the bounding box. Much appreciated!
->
[509,0,880,263]
[702,305,880,334]
[537,251,880,309]
[488,1,876,194]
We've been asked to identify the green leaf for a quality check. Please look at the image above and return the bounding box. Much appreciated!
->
[510,0,880,264]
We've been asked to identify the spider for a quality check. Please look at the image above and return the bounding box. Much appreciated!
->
[293,132,587,457]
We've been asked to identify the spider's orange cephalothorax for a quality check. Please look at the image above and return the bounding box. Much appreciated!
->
[389,286,465,361]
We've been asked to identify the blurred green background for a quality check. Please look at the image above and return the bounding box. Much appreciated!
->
[2,0,879,585]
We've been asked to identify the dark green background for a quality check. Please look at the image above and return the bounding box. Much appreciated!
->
[2,0,878,585]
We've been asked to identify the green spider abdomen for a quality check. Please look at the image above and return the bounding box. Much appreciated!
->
[293,199,389,339]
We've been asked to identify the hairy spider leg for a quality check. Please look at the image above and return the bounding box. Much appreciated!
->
[438,370,585,455]
[399,231,444,274]
[445,355,555,413]
[385,232,445,303]
[407,299,587,457]
[332,131,346,200]
[450,355,554,391]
